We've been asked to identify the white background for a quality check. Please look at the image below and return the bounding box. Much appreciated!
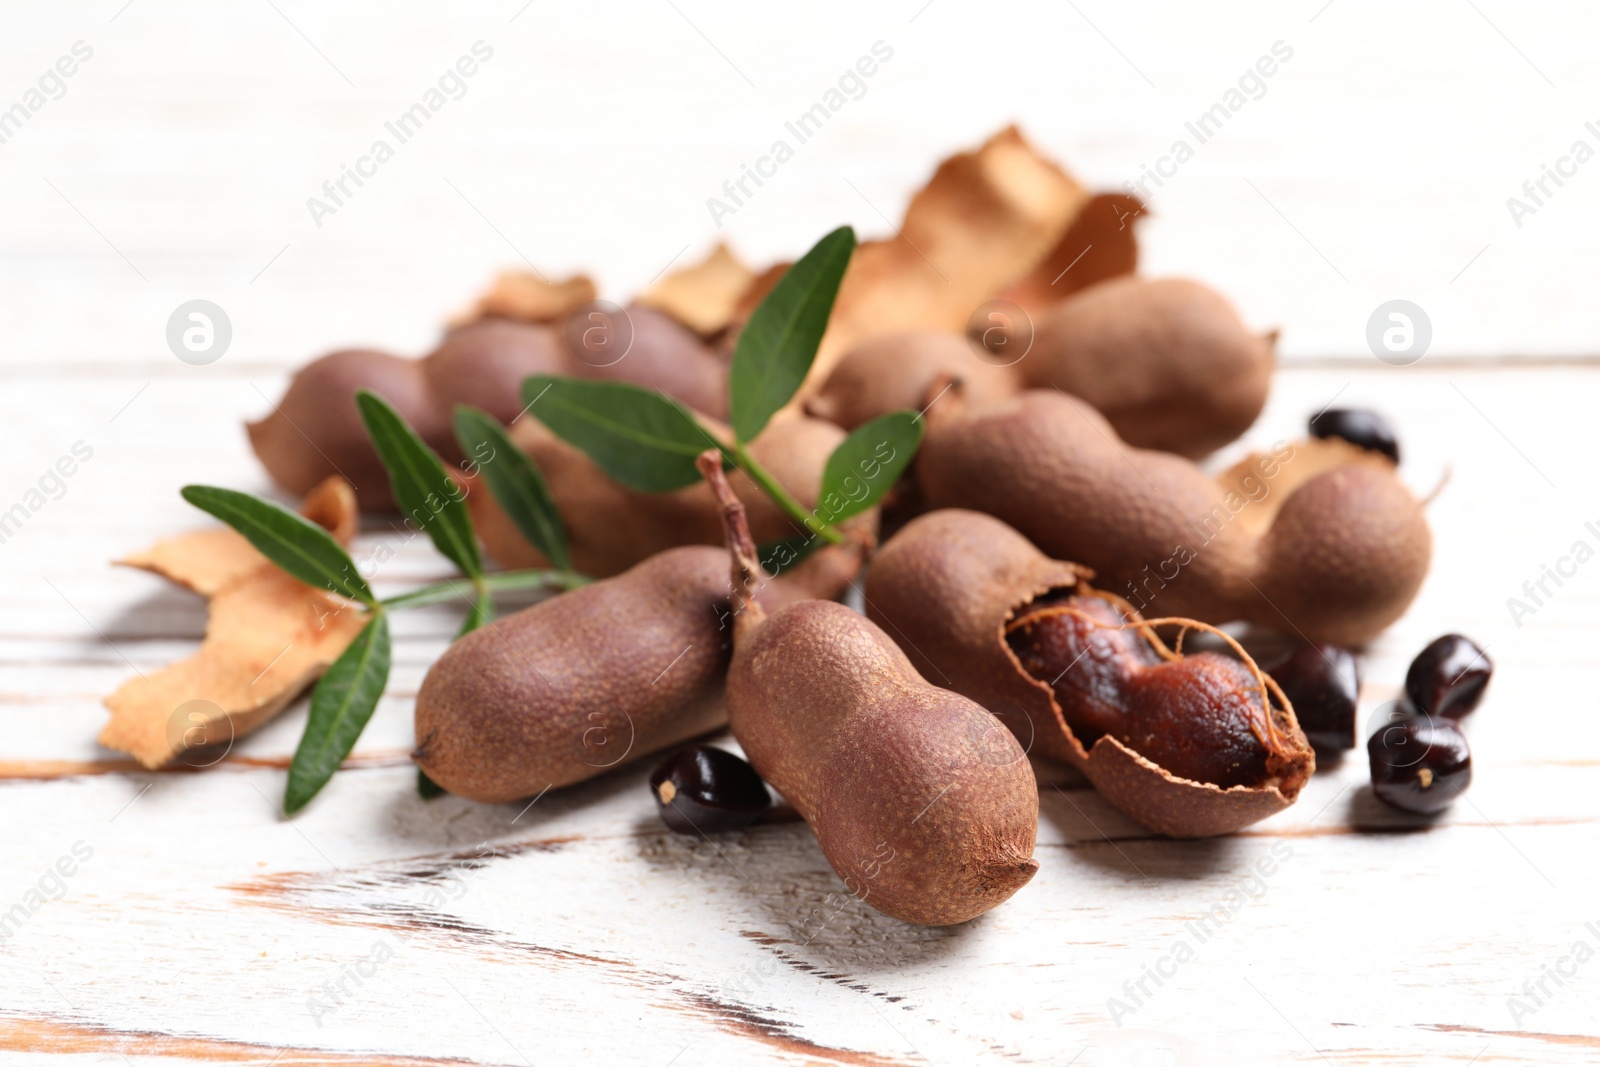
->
[0,0,1595,374]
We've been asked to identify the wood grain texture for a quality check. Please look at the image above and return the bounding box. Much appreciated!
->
[4,355,1598,1065]
[3,2,1599,1061]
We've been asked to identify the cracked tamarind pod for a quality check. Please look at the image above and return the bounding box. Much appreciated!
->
[248,304,728,511]
[864,509,1315,837]
[698,451,1039,926]
[469,408,869,581]
[916,386,1431,647]
[412,538,866,804]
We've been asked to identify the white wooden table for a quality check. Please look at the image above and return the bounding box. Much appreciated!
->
[4,3,1598,1063]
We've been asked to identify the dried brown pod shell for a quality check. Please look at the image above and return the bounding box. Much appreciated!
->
[412,538,865,804]
[101,477,367,768]
[1000,192,1145,308]
[635,243,758,339]
[864,509,1315,837]
[452,271,597,326]
[699,453,1038,926]
[917,387,1431,646]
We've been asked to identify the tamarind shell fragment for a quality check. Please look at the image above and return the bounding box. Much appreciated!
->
[916,389,1430,646]
[864,509,1315,837]
[412,540,864,804]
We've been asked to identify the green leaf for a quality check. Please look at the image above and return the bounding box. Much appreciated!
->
[457,587,494,637]
[453,406,569,571]
[522,375,721,492]
[417,768,445,800]
[285,612,391,813]
[729,226,855,443]
[356,390,483,578]
[180,485,371,605]
[816,411,924,526]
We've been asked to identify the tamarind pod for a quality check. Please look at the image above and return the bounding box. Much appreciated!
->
[249,309,727,511]
[703,454,1038,926]
[916,389,1430,647]
[1018,277,1275,458]
[412,538,865,804]
[865,509,1315,837]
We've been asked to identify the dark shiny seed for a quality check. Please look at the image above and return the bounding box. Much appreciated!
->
[1367,714,1471,814]
[1309,408,1400,464]
[1266,643,1360,752]
[649,745,771,834]
[1406,634,1491,719]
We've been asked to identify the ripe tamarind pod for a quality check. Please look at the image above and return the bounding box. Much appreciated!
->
[700,452,1039,926]
[470,409,872,583]
[803,331,1018,430]
[1018,276,1275,457]
[917,388,1430,646]
[248,306,728,511]
[571,304,729,421]
[247,348,450,510]
[412,538,866,804]
[864,509,1315,837]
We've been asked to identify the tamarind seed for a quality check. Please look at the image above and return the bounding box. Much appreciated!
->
[1405,634,1491,719]
[1367,714,1471,814]
[1309,408,1400,464]
[649,745,771,834]
[1265,643,1360,752]
[1007,597,1279,789]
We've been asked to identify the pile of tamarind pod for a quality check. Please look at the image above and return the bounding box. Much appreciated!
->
[863,509,1315,838]
[248,306,727,512]
[806,275,1276,459]
[914,384,1432,647]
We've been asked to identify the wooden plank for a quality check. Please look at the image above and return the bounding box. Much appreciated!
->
[2,360,1598,1064]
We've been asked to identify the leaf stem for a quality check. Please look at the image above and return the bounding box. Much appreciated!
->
[379,568,589,610]
[731,444,845,545]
